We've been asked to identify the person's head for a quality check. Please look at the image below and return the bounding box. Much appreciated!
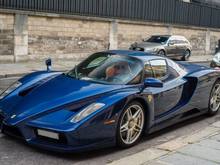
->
[106,61,131,79]
[115,62,130,74]
[106,66,116,79]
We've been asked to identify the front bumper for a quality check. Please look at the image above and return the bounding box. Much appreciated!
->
[28,137,114,153]
[0,114,116,153]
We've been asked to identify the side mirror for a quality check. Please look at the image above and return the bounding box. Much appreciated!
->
[144,78,163,88]
[45,58,52,71]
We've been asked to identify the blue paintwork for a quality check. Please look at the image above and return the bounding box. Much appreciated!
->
[0,50,220,152]
[144,78,163,88]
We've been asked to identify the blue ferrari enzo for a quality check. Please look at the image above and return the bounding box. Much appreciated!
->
[0,50,220,152]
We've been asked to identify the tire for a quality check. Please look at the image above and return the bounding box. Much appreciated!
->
[182,50,191,61]
[116,101,145,148]
[157,50,166,56]
[208,80,220,116]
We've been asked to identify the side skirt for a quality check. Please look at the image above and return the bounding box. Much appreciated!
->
[147,108,208,134]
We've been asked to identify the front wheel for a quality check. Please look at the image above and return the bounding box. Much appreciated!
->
[157,50,166,56]
[117,101,145,148]
[208,80,220,116]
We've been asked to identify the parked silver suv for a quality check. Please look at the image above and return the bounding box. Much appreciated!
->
[129,35,192,61]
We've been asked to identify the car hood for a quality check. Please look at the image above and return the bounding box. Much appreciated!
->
[2,74,123,124]
[133,42,162,49]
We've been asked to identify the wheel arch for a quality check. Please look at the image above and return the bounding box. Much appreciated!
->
[115,96,154,147]
[158,49,166,55]
[186,49,191,54]
[127,97,154,134]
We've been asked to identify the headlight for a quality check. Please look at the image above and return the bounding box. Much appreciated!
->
[0,81,22,100]
[71,103,105,123]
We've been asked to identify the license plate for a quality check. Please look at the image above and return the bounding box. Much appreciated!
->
[37,129,59,140]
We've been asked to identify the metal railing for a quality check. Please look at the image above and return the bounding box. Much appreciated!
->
[0,0,220,28]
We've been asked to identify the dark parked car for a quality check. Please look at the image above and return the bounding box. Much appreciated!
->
[130,35,192,61]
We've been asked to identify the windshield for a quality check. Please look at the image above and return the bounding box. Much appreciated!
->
[66,53,143,85]
[145,36,169,44]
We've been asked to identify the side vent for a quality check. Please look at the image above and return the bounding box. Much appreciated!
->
[179,77,198,105]
[18,86,36,97]
[18,75,56,97]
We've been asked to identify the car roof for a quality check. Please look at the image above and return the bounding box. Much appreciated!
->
[151,35,171,37]
[151,35,187,40]
[103,50,166,62]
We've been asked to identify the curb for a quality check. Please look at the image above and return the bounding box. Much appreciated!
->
[108,121,220,165]
[188,60,211,63]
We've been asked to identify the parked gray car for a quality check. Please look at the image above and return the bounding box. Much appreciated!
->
[129,35,192,61]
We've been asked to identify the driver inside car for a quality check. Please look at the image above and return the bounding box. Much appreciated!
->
[105,61,131,82]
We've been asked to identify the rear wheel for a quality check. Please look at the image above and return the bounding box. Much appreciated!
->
[208,80,220,116]
[117,101,145,148]
[182,50,191,61]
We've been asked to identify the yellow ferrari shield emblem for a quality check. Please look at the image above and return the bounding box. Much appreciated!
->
[147,95,153,102]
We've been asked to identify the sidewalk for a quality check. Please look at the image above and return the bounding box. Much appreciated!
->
[109,121,220,165]
[0,59,78,78]
[189,54,213,63]
[0,55,213,79]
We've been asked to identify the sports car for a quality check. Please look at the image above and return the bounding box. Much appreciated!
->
[0,50,220,152]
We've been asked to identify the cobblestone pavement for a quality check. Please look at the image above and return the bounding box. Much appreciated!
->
[110,122,220,165]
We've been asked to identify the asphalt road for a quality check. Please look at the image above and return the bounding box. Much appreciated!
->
[0,61,218,165]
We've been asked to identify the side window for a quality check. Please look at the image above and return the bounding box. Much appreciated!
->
[177,39,186,44]
[175,40,180,44]
[144,62,154,79]
[149,60,168,79]
[130,72,142,84]
[169,39,177,45]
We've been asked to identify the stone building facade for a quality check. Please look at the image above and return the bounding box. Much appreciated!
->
[0,13,14,62]
[0,10,220,62]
